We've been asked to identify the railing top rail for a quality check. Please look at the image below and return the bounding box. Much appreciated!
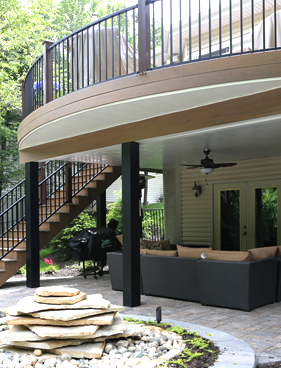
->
[23,54,44,86]
[49,4,138,50]
[39,162,67,186]
[0,179,25,201]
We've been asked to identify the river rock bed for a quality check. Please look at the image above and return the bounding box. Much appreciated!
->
[0,325,184,368]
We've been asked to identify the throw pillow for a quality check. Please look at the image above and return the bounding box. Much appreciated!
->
[140,239,151,249]
[248,246,277,261]
[145,250,178,257]
[177,245,210,258]
[205,250,250,261]
[140,239,171,250]
[149,242,164,250]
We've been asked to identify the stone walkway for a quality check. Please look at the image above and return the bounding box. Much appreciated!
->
[1,273,281,366]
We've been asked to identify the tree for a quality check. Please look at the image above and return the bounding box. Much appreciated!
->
[0,0,127,196]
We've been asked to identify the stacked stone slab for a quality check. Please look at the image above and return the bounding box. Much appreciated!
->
[3,287,143,359]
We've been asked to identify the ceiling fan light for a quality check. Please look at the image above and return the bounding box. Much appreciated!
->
[200,167,214,174]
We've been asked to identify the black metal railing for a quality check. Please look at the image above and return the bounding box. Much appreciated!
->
[22,0,281,118]
[0,161,109,260]
[143,208,164,240]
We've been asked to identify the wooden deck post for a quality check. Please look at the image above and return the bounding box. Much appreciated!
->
[97,192,106,228]
[138,0,150,73]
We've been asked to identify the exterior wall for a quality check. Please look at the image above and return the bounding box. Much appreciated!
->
[180,155,281,247]
[106,173,163,204]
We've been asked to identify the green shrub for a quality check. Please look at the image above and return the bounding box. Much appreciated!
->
[48,210,96,256]
[106,191,152,238]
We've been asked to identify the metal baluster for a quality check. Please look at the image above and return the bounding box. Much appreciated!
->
[55,45,57,99]
[161,0,164,65]
[229,0,232,54]
[219,0,222,56]
[76,33,79,90]
[58,42,61,96]
[251,0,254,51]
[71,36,74,92]
[263,0,265,50]
[179,0,182,63]
[189,0,192,61]
[118,14,121,76]
[98,23,101,81]
[133,9,136,72]
[126,12,128,74]
[199,0,201,59]
[240,0,243,52]
[105,19,108,80]
[209,0,211,57]
[87,28,89,86]
[274,0,277,48]
[111,17,114,78]
[81,30,84,88]
[152,3,156,67]
[62,40,65,95]
[93,25,95,84]
[67,38,70,94]
[170,0,173,64]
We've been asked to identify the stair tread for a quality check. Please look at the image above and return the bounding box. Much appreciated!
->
[1,259,17,262]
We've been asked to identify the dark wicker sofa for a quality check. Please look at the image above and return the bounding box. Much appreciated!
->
[107,251,278,311]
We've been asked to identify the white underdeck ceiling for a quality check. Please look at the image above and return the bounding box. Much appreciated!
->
[21,77,281,170]
[50,112,281,170]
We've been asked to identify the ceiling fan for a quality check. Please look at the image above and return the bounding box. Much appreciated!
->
[182,148,237,174]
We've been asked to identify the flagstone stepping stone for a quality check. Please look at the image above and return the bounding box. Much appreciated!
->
[36,287,81,297]
[93,321,144,341]
[5,325,50,342]
[7,338,91,350]
[34,291,87,305]
[6,312,115,326]
[27,324,100,338]
[28,305,124,321]
[4,294,111,315]
[49,341,105,359]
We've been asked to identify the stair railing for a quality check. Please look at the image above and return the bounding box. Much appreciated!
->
[0,161,109,260]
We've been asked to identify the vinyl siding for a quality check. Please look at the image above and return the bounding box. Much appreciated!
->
[181,156,281,246]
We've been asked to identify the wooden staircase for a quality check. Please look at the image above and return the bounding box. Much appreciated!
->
[0,164,121,287]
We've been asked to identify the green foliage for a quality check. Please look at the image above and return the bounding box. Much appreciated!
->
[106,191,153,238]
[143,202,164,209]
[49,210,96,252]
[18,258,59,275]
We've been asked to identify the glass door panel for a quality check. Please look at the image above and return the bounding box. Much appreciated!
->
[220,190,240,251]
[255,187,278,248]
[213,182,247,251]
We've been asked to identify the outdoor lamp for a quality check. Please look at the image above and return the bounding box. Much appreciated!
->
[200,167,214,174]
[192,181,202,198]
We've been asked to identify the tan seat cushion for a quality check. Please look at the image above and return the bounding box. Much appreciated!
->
[205,250,250,261]
[140,249,147,255]
[248,246,277,261]
[177,245,210,258]
[140,239,171,250]
[144,249,178,257]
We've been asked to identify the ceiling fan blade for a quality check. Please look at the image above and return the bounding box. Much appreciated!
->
[180,164,202,169]
[214,163,237,168]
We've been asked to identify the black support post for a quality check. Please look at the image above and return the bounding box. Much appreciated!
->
[25,162,40,288]
[97,191,106,228]
[122,142,141,307]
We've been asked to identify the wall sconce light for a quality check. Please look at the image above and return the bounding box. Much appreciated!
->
[192,181,202,198]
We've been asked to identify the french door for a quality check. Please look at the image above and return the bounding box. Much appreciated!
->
[213,180,281,251]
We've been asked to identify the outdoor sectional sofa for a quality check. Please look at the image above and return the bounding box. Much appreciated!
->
[107,243,280,311]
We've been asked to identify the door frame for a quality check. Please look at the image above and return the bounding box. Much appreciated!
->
[213,179,281,250]
[213,182,247,251]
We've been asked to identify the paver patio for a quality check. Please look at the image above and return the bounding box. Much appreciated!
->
[0,273,280,365]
